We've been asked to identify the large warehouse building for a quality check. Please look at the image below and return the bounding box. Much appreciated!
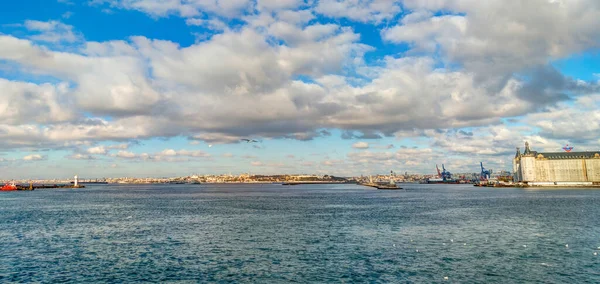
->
[513,142,600,186]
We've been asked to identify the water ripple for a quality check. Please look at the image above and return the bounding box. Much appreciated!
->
[1,184,600,282]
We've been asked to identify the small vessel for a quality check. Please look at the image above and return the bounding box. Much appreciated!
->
[1,183,18,191]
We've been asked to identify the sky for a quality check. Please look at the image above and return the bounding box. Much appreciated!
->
[0,0,599,179]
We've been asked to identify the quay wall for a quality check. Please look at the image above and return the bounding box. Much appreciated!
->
[527,181,597,187]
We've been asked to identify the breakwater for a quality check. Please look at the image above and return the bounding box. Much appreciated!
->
[282,181,358,185]
[359,182,402,190]
[13,184,85,190]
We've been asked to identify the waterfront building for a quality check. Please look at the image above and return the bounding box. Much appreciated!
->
[513,142,600,186]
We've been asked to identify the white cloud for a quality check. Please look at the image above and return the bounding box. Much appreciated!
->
[385,0,600,81]
[0,0,598,178]
[276,9,314,25]
[185,18,228,31]
[382,15,467,53]
[348,147,437,167]
[87,146,107,155]
[352,142,369,149]
[175,149,210,157]
[527,94,600,142]
[24,20,81,43]
[23,154,46,161]
[321,159,344,167]
[108,143,130,150]
[0,79,75,125]
[112,148,210,161]
[190,133,243,144]
[315,0,402,23]
[116,150,137,159]
[0,117,166,150]
[0,35,161,117]
[322,56,531,133]
[0,26,592,149]
[68,153,96,160]
[91,0,252,18]
[160,149,177,156]
[257,0,304,11]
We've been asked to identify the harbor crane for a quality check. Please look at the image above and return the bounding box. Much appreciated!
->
[441,164,452,181]
[480,162,492,181]
[436,164,453,181]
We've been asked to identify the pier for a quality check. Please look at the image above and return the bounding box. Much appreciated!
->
[282,181,358,185]
[358,171,402,190]
[2,175,86,191]
[16,184,85,190]
[360,183,402,190]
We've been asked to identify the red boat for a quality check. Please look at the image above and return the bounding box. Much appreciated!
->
[1,183,18,191]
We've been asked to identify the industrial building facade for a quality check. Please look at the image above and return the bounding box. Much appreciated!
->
[513,142,600,186]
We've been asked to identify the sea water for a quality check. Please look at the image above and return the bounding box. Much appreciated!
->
[1,184,600,282]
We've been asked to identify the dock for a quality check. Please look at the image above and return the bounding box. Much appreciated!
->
[473,183,516,188]
[282,181,358,185]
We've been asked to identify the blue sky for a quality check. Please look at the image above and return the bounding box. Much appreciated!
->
[0,0,599,179]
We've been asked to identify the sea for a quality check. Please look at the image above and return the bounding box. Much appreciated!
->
[1,183,600,283]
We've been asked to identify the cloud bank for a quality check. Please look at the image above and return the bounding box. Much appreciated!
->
[0,0,598,176]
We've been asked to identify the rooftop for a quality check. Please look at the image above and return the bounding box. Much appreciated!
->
[517,142,600,160]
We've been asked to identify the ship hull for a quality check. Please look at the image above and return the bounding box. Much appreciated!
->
[426,180,461,184]
[1,184,18,191]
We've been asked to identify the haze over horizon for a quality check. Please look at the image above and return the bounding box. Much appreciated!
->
[1,0,599,179]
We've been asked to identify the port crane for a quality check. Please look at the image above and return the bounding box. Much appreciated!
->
[435,164,453,181]
[441,164,452,181]
[480,162,492,181]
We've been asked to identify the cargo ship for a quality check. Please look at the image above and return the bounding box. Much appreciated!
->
[426,179,461,184]
[426,164,460,184]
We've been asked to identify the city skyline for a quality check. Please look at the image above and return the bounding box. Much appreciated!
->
[1,0,600,179]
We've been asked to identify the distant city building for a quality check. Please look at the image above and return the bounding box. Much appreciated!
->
[513,142,600,186]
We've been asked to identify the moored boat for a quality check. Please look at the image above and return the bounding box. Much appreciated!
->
[1,183,18,191]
